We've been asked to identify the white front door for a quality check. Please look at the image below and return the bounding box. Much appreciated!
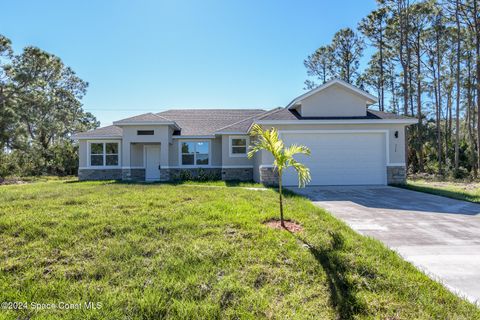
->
[145,145,161,181]
[282,132,387,186]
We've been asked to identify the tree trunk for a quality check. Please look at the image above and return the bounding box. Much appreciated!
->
[278,171,284,227]
[416,35,424,172]
[436,23,443,175]
[431,55,442,175]
[379,29,385,111]
[475,0,480,173]
[455,0,461,171]
[391,70,398,113]
[445,88,452,153]
[398,0,410,116]
[467,52,478,177]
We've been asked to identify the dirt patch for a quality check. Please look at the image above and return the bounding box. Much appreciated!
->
[264,219,303,233]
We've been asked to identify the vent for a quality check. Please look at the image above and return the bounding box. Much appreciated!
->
[137,130,154,135]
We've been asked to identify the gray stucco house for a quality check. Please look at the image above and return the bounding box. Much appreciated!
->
[73,79,416,185]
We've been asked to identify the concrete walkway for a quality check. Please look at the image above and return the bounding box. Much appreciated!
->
[289,185,480,305]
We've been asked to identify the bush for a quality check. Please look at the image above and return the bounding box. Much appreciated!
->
[0,140,79,178]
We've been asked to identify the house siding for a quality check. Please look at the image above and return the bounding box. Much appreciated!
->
[130,143,144,167]
[120,125,170,170]
[300,84,367,117]
[221,135,254,167]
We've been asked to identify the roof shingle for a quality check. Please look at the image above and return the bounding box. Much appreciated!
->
[72,125,122,139]
[257,108,413,121]
[157,109,266,135]
[113,112,172,124]
[73,107,414,139]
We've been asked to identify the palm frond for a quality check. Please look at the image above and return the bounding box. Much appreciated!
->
[284,144,311,158]
[248,124,311,188]
[289,159,311,187]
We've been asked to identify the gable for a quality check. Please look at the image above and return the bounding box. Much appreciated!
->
[287,79,377,118]
[298,83,368,117]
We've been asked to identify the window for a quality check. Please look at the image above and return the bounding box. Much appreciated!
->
[137,130,154,135]
[229,136,249,157]
[89,142,119,167]
[181,141,209,166]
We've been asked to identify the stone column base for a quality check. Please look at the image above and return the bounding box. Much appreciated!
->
[259,166,278,186]
[160,169,170,181]
[387,166,406,184]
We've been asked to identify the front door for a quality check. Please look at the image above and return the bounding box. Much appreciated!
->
[145,145,161,181]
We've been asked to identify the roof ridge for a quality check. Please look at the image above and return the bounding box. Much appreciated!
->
[149,112,171,121]
[157,108,265,113]
[214,112,267,132]
[214,107,283,133]
[116,112,171,122]
[255,107,284,120]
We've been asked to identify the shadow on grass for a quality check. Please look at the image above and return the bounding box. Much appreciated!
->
[395,183,480,204]
[65,180,85,184]
[103,179,263,188]
[292,230,364,320]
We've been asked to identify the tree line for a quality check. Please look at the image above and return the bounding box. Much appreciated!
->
[0,34,98,178]
[304,0,479,179]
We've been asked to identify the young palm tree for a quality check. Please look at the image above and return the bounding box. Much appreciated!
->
[248,124,311,227]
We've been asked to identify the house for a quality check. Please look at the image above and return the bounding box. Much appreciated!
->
[73,79,416,185]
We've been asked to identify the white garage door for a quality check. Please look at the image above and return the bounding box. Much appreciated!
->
[282,131,387,186]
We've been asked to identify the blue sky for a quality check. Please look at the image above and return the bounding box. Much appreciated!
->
[2,0,376,126]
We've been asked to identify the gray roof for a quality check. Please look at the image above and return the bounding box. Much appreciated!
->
[113,112,172,124]
[214,108,283,133]
[157,109,266,135]
[72,125,122,139]
[257,108,413,121]
[73,108,413,139]
[213,108,412,133]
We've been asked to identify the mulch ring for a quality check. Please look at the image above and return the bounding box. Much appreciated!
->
[264,219,303,233]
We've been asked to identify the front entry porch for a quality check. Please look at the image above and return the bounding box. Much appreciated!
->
[122,142,165,182]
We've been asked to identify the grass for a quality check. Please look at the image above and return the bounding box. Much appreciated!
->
[0,180,478,319]
[401,179,480,203]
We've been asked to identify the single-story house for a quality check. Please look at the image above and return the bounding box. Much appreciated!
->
[73,79,416,185]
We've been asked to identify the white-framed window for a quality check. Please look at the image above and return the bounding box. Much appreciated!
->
[180,140,210,166]
[229,136,249,157]
[88,141,120,167]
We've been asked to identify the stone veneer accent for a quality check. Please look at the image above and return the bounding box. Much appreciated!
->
[221,168,253,181]
[167,168,222,181]
[160,169,170,182]
[78,169,122,181]
[122,169,146,181]
[259,166,278,186]
[387,166,406,184]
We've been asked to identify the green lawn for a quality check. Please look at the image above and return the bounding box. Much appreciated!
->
[0,180,478,319]
[402,179,480,203]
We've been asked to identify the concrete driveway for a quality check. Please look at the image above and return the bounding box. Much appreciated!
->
[289,185,480,305]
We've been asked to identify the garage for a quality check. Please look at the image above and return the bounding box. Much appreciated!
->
[281,131,387,186]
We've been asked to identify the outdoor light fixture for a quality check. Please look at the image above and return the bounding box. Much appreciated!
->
[394,131,399,138]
